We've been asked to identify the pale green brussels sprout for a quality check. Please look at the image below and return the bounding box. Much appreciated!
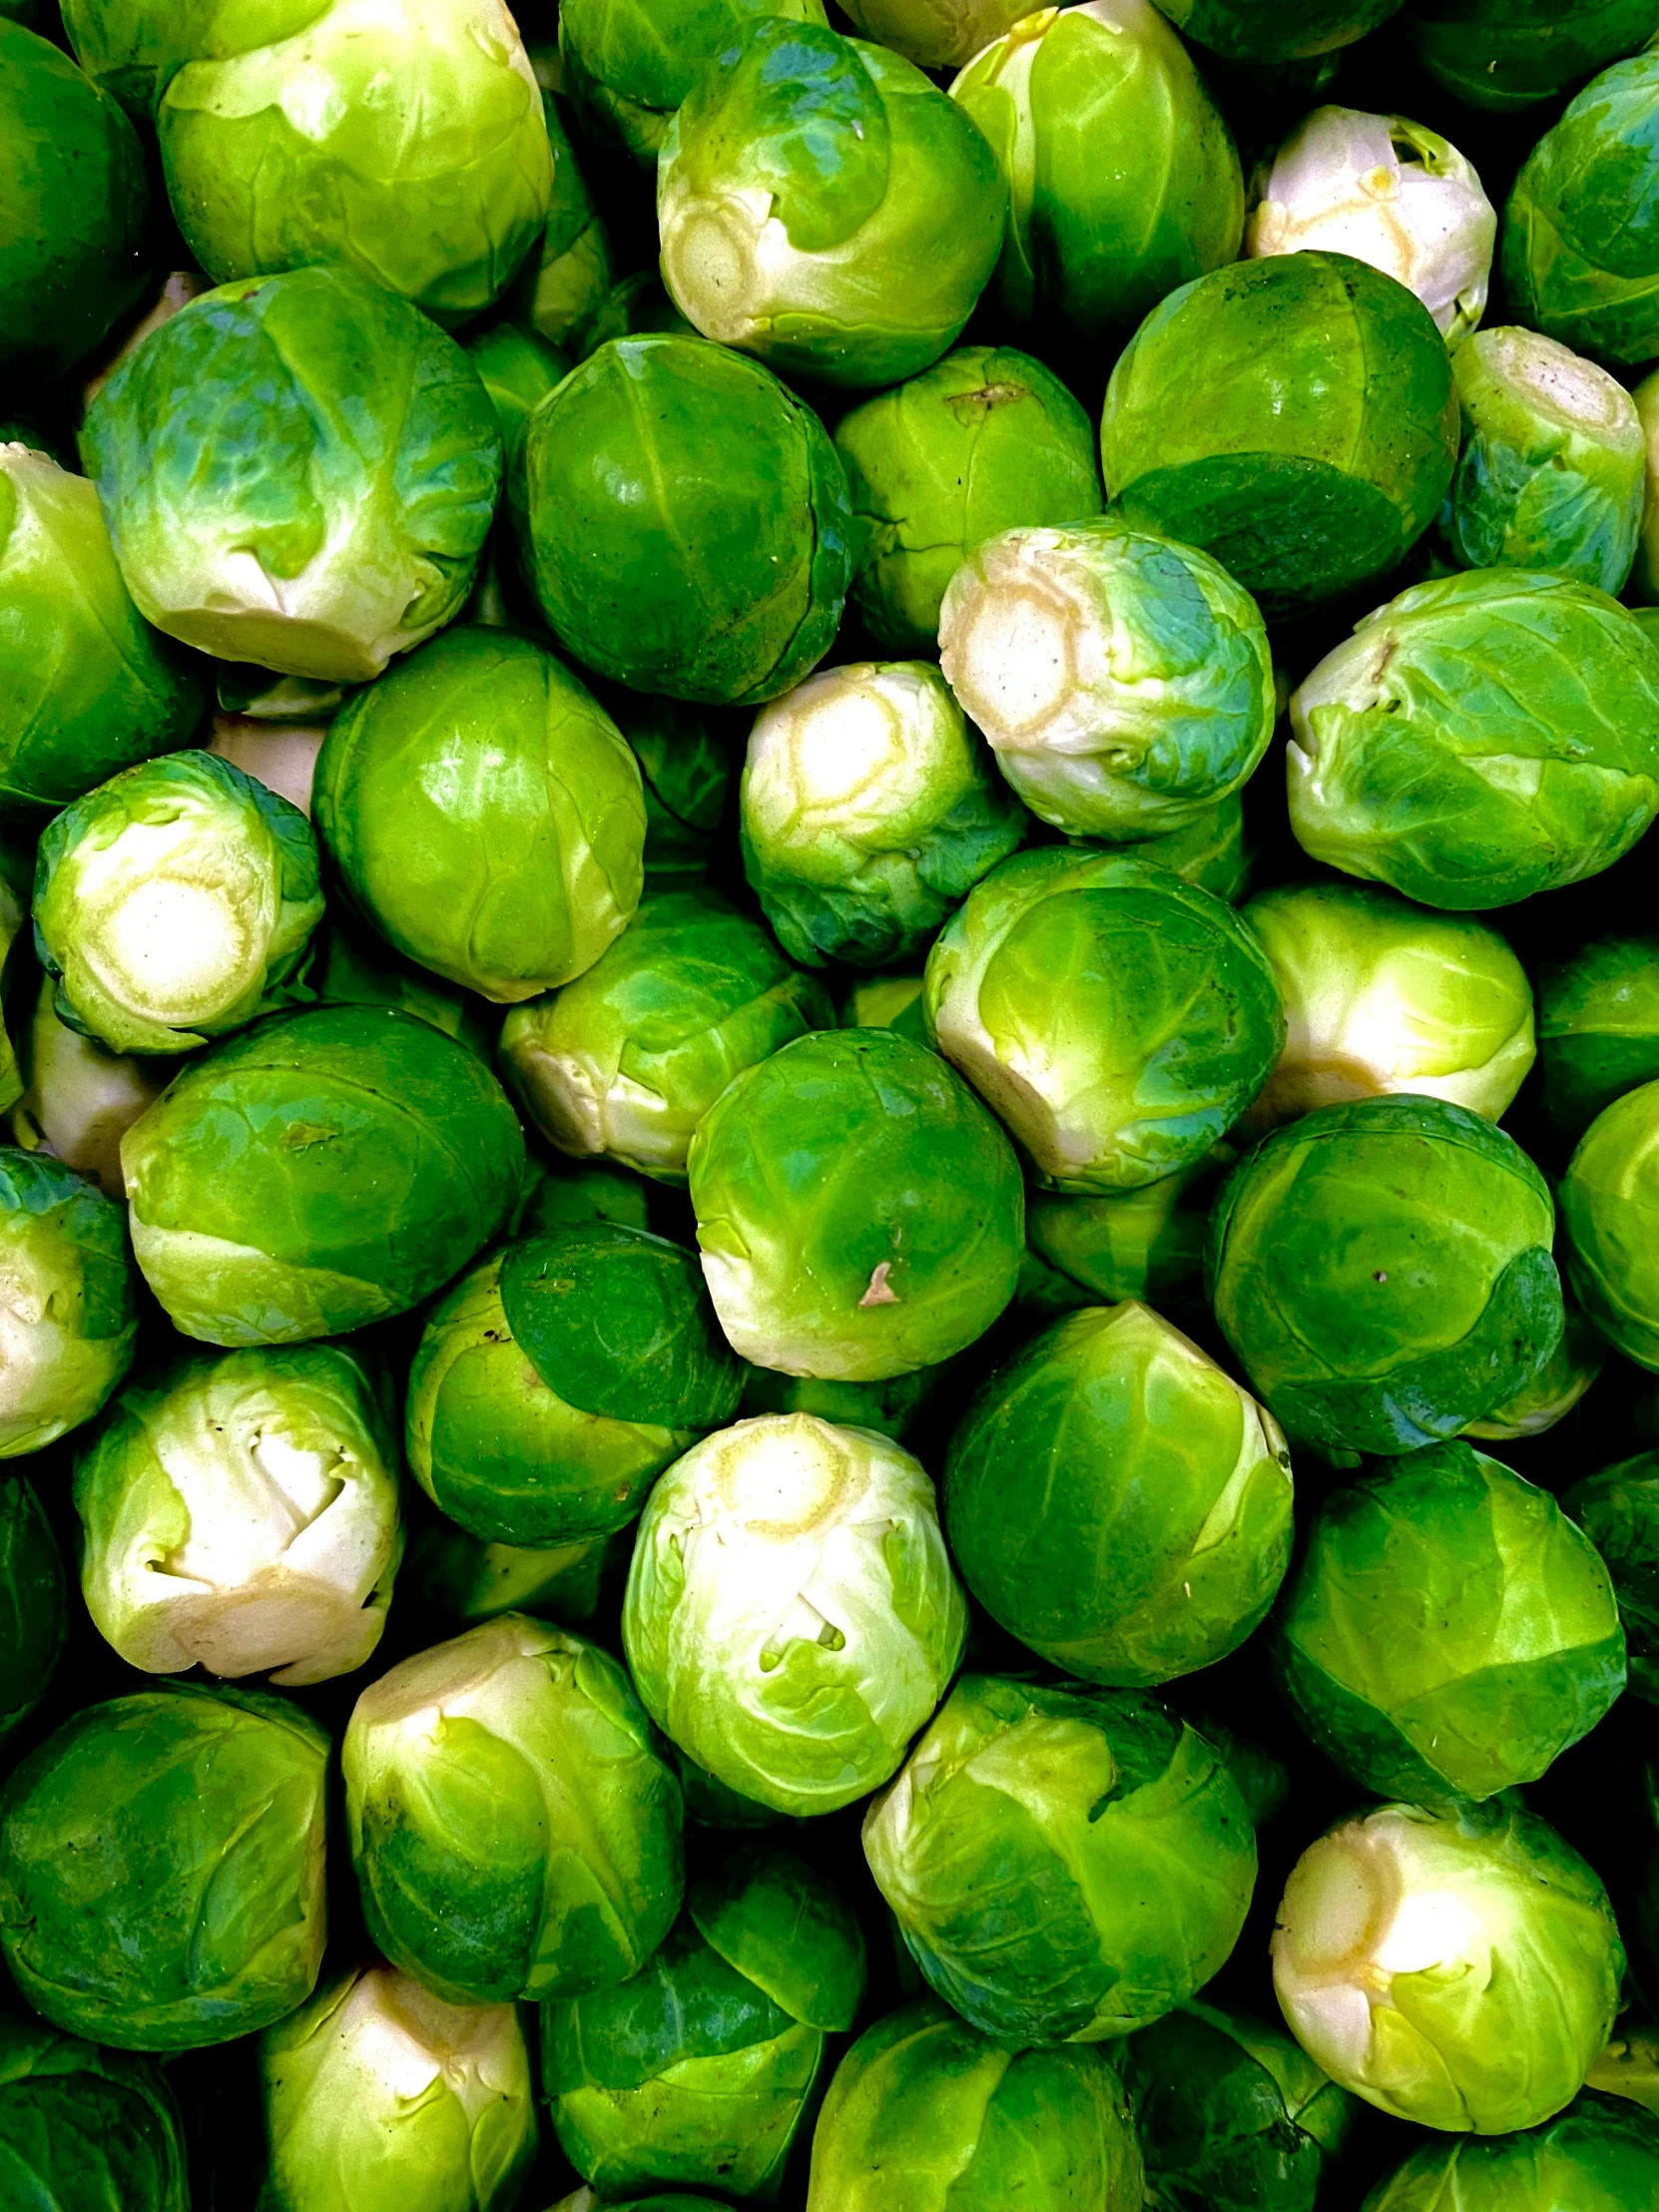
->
[623,1413,968,1816]
[260,1966,539,2212]
[206,713,325,819]
[938,520,1274,841]
[1465,1291,1607,1437]
[832,345,1103,657]
[603,694,734,886]
[215,659,347,723]
[74,1344,403,1688]
[120,1005,526,1349]
[1101,254,1457,615]
[507,90,613,353]
[1273,1800,1625,2132]
[0,1148,138,1459]
[1208,1096,1563,1455]
[344,1614,685,2003]
[1146,0,1402,59]
[314,626,645,1004]
[1566,1452,1659,1702]
[408,1524,624,1631]
[1247,109,1494,344]
[1288,571,1659,909]
[951,1,1243,343]
[741,663,1027,968]
[1362,2093,1659,2209]
[836,0,1031,66]
[658,20,1005,390]
[1404,0,1659,114]
[688,1028,1024,1380]
[0,1475,65,1743]
[544,1846,867,2199]
[864,1677,1256,2044]
[81,268,503,685]
[944,1304,1295,1687]
[0,446,204,815]
[463,320,569,450]
[1127,791,1251,900]
[499,889,832,1185]
[0,1682,327,2050]
[1562,1080,1659,1368]
[807,1998,1144,2212]
[559,0,829,162]
[1242,881,1535,1130]
[924,846,1284,1194]
[839,972,926,1041]
[8,975,173,1197]
[0,2015,189,2212]
[1025,1155,1223,1311]
[1445,327,1645,591]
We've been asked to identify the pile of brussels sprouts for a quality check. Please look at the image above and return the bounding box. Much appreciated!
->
[16,0,1659,2207]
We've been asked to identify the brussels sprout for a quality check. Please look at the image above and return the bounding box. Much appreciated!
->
[0,1682,327,2050]
[408,1524,624,1630]
[307,921,497,1059]
[559,0,828,162]
[120,1005,526,1348]
[514,1154,652,1236]
[345,1614,684,2003]
[674,1748,781,1833]
[1288,571,1659,909]
[1208,1096,1563,1454]
[1362,2092,1659,2209]
[0,1475,64,1741]
[1445,327,1645,590]
[206,714,325,818]
[1504,51,1659,368]
[1404,0,1659,114]
[945,1304,1295,1687]
[463,320,569,449]
[1130,792,1252,901]
[260,1965,539,2212]
[1100,254,1457,615]
[742,663,1027,968]
[807,1998,1144,2211]
[952,1,1242,344]
[836,0,1030,66]
[1242,881,1535,1129]
[573,273,698,360]
[1121,2002,1357,2212]
[623,1413,968,1815]
[739,1360,950,1443]
[1465,1290,1607,1437]
[1247,109,1494,344]
[832,346,1103,657]
[1635,368,1659,599]
[544,1846,866,2198]
[938,521,1275,841]
[1273,1799,1625,2132]
[216,661,348,722]
[1025,1157,1222,1312]
[8,976,174,1200]
[519,336,852,707]
[0,1148,138,1458]
[1147,0,1402,59]
[0,2015,189,2212]
[864,1677,1256,2043]
[604,694,734,885]
[924,846,1284,1194]
[406,1225,744,1547]
[658,21,1005,390]
[1562,1080,1659,1368]
[500,889,832,1185]
[0,447,204,815]
[839,972,926,1041]
[506,90,613,352]
[688,1028,1023,1380]
[1566,1453,1659,1702]
[81,268,503,685]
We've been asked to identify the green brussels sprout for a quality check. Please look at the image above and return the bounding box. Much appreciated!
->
[832,346,1103,657]
[344,1613,684,2003]
[572,273,697,360]
[688,1028,1024,1380]
[74,1344,403,1688]
[1504,51,1659,368]
[658,20,1005,390]
[0,1682,327,2050]
[463,320,569,449]
[1634,364,1659,598]
[315,627,645,1003]
[938,521,1275,841]
[739,1359,950,1443]
[260,1965,539,2212]
[0,1149,138,1458]
[81,268,503,685]
[559,0,829,162]
[1100,254,1458,615]
[215,659,346,721]
[0,2015,189,2212]
[864,1677,1257,2044]
[1539,936,1659,1149]
[519,335,852,707]
[1404,0,1659,114]
[1121,2001,1357,2212]
[807,1998,1144,2211]
[1025,1156,1223,1311]
[0,1475,64,1741]
[1242,881,1535,1129]
[924,846,1284,1194]
[1566,1452,1659,1702]
[1465,1290,1607,1437]
[1362,2092,1659,2209]
[1127,792,1251,900]
[1561,1080,1659,1368]
[506,91,613,352]
[604,694,734,885]
[0,447,204,815]
[406,1225,744,1547]
[952,1,1243,344]
[513,1154,652,1236]
[741,663,1027,968]
[499,889,832,1185]
[839,972,926,1041]
[544,1846,867,2198]
[120,1005,526,1348]
[1147,0,1402,58]
[1273,1799,1625,2132]
[673,1747,781,1833]
[1207,1095,1563,1454]
[307,920,498,1059]
[408,1524,624,1630]
[833,0,1030,66]
[944,1303,1295,1687]
[8,974,175,1200]
[623,1413,968,1816]
[1288,571,1659,909]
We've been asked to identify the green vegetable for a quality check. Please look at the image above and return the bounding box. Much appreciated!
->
[1538,935,1659,1148]
[1361,2093,1659,2207]
[507,89,613,354]
[0,1148,138,1458]
[0,1475,64,1741]
[307,920,498,1059]
[7,973,175,1198]
[1562,1079,1659,1367]
[407,1524,623,1631]
[1566,1452,1659,1702]
[0,2015,189,2212]
[1465,1292,1607,1438]
[462,320,570,449]
[1146,0,1403,59]
[1024,1158,1223,1312]
[604,694,734,885]
[1404,0,1659,113]
[558,0,829,163]
[836,0,1030,67]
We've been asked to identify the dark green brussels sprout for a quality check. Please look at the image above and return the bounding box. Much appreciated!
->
[519,335,852,707]
[1464,1289,1607,1437]
[673,1748,780,1833]
[7,974,175,1199]
[0,1148,138,1458]
[507,89,613,352]
[1024,1157,1222,1312]
[807,1999,1144,2211]
[604,695,734,885]
[308,920,498,1059]
[0,1682,328,2050]
[864,1678,1256,2044]
[1361,2092,1659,2208]
[81,268,503,685]
[120,1005,526,1348]
[838,971,927,1042]
[0,2014,189,2212]
[463,320,570,449]
[658,20,1005,390]
[1538,935,1659,1148]
[408,1523,624,1630]
[1101,254,1457,615]
[573,273,697,359]
[1404,0,1659,114]
[1148,0,1402,58]
[0,1476,64,1741]
[1208,1096,1564,1455]
[559,0,829,162]
[739,1358,951,1442]
[1562,1080,1659,1367]
[513,1154,652,1236]
[344,1614,684,2004]
[1567,1452,1659,1702]
[544,1846,866,2198]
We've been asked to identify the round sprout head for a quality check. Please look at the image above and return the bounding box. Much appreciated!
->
[9,973,175,1200]
[1562,1078,1659,1368]
[1566,1451,1659,1701]
[0,1149,138,1458]
[1363,2094,1659,2209]
[1143,0,1405,63]
[558,0,830,164]
[837,0,1032,66]
[0,2016,190,2212]
[1634,368,1659,601]
[1401,0,1659,114]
